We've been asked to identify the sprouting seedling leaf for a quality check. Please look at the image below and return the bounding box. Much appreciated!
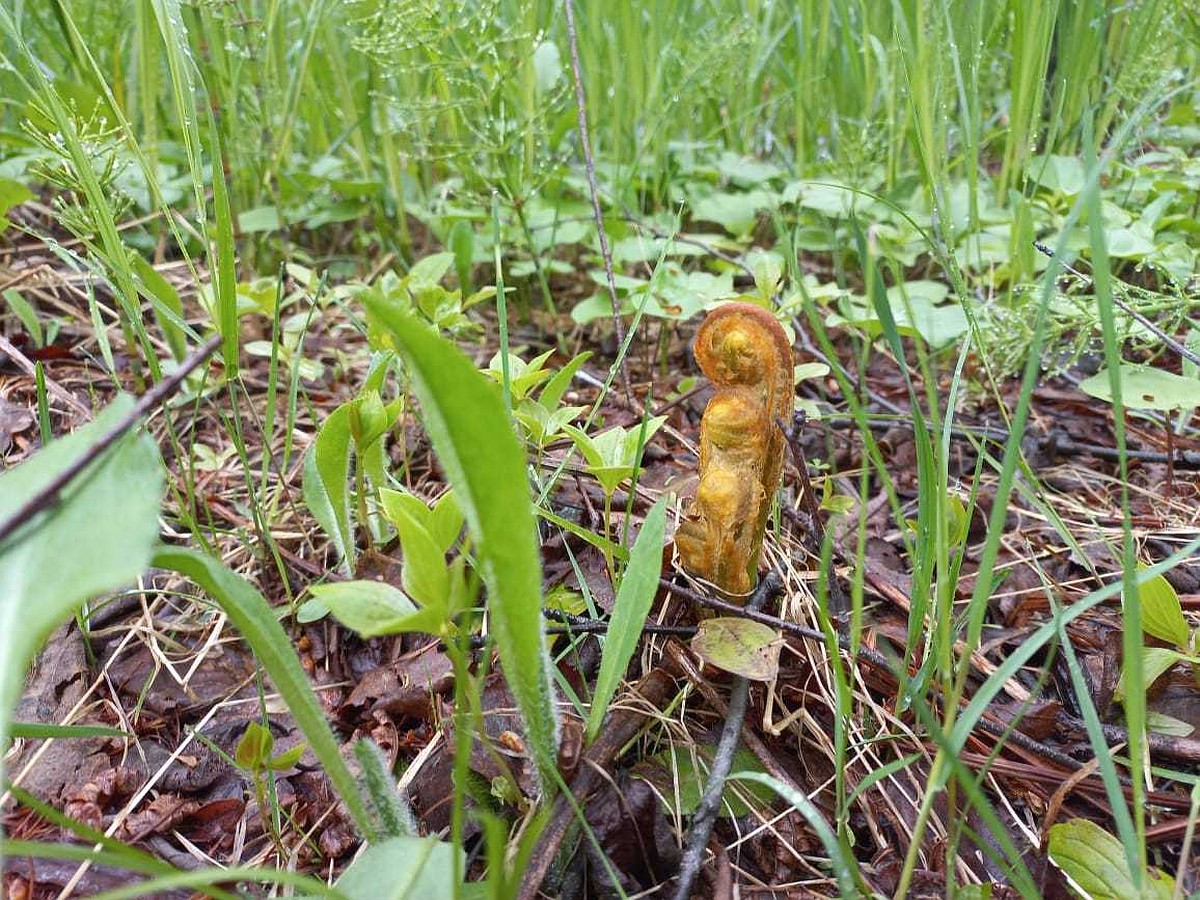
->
[563,418,666,497]
[365,300,560,794]
[692,617,782,682]
[302,403,355,574]
[235,721,275,770]
[1137,570,1189,648]
[310,580,444,637]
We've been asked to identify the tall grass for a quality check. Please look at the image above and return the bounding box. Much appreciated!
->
[5,1,1191,235]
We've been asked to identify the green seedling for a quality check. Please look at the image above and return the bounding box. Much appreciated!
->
[234,721,307,853]
[360,252,497,340]
[563,416,666,576]
[488,349,592,449]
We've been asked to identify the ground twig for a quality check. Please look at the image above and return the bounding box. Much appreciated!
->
[670,572,781,900]
[0,334,221,547]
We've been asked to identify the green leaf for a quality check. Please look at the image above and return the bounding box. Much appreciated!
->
[1137,571,1189,647]
[237,205,284,233]
[0,396,161,736]
[405,252,455,289]
[428,490,465,554]
[308,580,449,638]
[689,190,774,236]
[1028,155,1087,195]
[538,350,593,411]
[0,178,32,233]
[587,499,667,742]
[152,546,376,839]
[365,302,560,793]
[209,120,239,375]
[692,617,782,681]
[1115,647,1185,702]
[336,835,463,900]
[235,721,274,769]
[303,404,355,574]
[1048,818,1174,899]
[269,742,307,771]
[1079,364,1200,412]
[381,500,448,610]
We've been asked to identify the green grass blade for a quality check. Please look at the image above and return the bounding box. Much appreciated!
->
[586,497,666,743]
[151,545,376,839]
[365,302,561,794]
[208,119,239,375]
[730,771,859,896]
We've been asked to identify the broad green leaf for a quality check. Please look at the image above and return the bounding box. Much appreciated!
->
[384,502,449,610]
[303,404,355,574]
[1028,154,1086,195]
[538,351,593,411]
[1048,818,1174,899]
[237,205,284,233]
[1079,364,1200,412]
[152,546,375,839]
[365,302,560,793]
[235,721,274,769]
[0,177,32,232]
[1137,571,1189,647]
[793,362,830,383]
[587,498,667,742]
[0,395,161,733]
[308,581,448,638]
[336,835,462,900]
[1145,711,1194,737]
[405,252,455,289]
[692,617,782,682]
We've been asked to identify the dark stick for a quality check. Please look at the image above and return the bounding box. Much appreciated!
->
[669,573,782,900]
[542,607,696,638]
[0,334,222,547]
[562,0,634,405]
[778,412,827,547]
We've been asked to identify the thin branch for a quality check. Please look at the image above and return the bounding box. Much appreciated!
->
[819,413,1200,469]
[0,334,222,547]
[562,0,634,404]
[1033,239,1200,367]
[670,573,781,900]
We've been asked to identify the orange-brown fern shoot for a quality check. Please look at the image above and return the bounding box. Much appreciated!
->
[676,303,793,596]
